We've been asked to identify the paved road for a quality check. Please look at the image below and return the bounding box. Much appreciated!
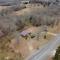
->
[26,34,60,60]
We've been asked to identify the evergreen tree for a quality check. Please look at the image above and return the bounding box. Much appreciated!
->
[53,46,60,60]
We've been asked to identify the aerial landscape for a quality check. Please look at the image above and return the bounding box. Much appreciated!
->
[0,0,60,60]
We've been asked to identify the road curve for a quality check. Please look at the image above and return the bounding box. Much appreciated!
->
[26,34,60,60]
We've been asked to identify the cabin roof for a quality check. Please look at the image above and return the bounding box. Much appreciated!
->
[20,27,37,36]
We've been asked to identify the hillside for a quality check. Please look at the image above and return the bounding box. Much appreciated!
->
[0,1,60,60]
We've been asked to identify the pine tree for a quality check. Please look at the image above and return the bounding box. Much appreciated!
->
[53,46,60,60]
